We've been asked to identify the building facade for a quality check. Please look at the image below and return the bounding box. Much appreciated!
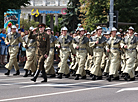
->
[21,0,69,30]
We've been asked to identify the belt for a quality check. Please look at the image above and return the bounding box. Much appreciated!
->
[95,46,103,49]
[62,46,69,48]
[10,45,18,47]
[50,47,55,49]
[126,48,136,51]
[78,48,86,50]
[110,48,119,50]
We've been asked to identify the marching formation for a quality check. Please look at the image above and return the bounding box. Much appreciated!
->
[4,23,138,82]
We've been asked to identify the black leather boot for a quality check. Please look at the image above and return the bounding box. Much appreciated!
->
[49,74,56,78]
[57,73,62,79]
[74,74,80,80]
[23,69,28,77]
[129,77,135,81]
[41,70,47,83]
[65,73,70,78]
[28,70,32,76]
[97,76,102,80]
[91,75,96,80]
[5,70,10,75]
[106,75,113,82]
[81,75,87,79]
[113,76,119,80]
[13,70,20,76]
[31,70,40,82]
[72,71,76,76]
[124,73,129,81]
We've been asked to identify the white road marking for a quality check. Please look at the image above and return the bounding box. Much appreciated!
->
[0,79,63,86]
[116,87,138,93]
[20,80,104,88]
[0,77,26,81]
[0,81,137,102]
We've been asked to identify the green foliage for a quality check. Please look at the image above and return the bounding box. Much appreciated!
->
[80,0,138,32]
[60,0,82,32]
[80,0,110,31]
[20,19,39,30]
[0,0,30,28]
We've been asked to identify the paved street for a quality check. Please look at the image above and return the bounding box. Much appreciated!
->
[0,65,138,102]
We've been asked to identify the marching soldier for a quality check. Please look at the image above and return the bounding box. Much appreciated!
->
[44,27,57,78]
[56,27,75,79]
[22,27,37,77]
[4,25,27,75]
[106,27,124,82]
[103,31,111,76]
[29,23,50,82]
[123,26,138,81]
[73,28,90,80]
[89,26,107,80]
[85,32,93,75]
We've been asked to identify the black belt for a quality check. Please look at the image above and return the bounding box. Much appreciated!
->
[78,48,86,50]
[95,46,103,49]
[126,48,135,51]
[62,46,69,48]
[50,47,55,49]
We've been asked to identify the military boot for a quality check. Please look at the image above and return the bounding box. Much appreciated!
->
[81,75,87,79]
[5,70,10,75]
[41,70,47,83]
[74,74,80,80]
[124,73,129,81]
[57,73,63,79]
[13,70,20,76]
[91,75,96,80]
[106,75,113,82]
[31,70,40,82]
[23,69,28,77]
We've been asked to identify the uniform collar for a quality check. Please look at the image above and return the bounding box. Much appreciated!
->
[96,35,102,39]
[78,35,84,39]
[111,36,116,40]
[62,34,68,39]
[128,35,134,39]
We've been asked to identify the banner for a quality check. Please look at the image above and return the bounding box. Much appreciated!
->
[4,9,21,30]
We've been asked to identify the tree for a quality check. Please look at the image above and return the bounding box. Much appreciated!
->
[80,0,138,32]
[80,0,110,31]
[20,19,39,30]
[60,0,83,32]
[114,0,138,31]
[0,0,30,28]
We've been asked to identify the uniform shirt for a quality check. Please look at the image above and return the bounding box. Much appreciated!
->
[89,35,107,48]
[49,35,57,48]
[56,34,75,54]
[5,32,26,46]
[23,35,37,48]
[28,31,50,55]
[0,33,6,45]
[73,35,90,54]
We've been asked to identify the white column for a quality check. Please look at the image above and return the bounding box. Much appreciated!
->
[43,0,46,6]
[30,15,34,21]
[42,14,46,24]
[54,14,58,26]
[50,15,54,30]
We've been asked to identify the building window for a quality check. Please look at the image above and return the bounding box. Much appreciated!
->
[34,0,43,6]
[59,0,69,6]
[47,0,58,6]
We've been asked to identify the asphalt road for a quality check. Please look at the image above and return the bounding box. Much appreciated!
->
[0,65,138,102]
